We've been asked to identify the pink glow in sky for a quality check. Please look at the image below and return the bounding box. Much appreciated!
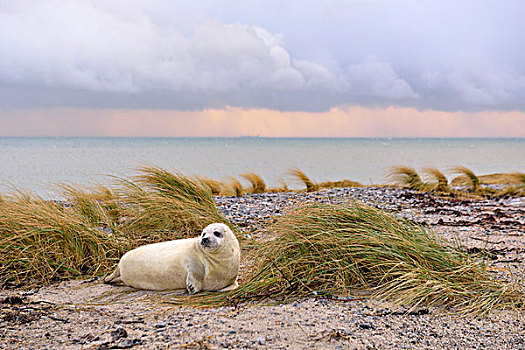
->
[1,107,523,138]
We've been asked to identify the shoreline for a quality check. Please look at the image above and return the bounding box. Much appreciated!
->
[1,187,524,349]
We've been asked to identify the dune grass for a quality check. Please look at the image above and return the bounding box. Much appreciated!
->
[288,167,319,192]
[113,167,233,243]
[387,166,428,191]
[0,167,234,286]
[58,184,121,231]
[496,173,525,197]
[240,172,266,194]
[319,180,362,189]
[276,178,289,192]
[0,191,124,286]
[226,177,244,197]
[197,177,224,196]
[422,167,449,192]
[450,166,480,192]
[191,203,523,315]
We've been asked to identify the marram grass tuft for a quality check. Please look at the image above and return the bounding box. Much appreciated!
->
[197,177,224,196]
[0,167,235,286]
[422,167,449,192]
[387,166,428,191]
[240,172,266,194]
[0,191,124,286]
[450,166,480,192]
[192,203,523,315]
[288,167,319,192]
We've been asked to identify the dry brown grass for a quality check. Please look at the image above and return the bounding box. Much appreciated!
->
[319,180,362,189]
[288,168,319,192]
[452,173,525,186]
[0,191,124,286]
[387,166,428,191]
[422,167,449,192]
[495,173,525,197]
[197,177,224,196]
[240,172,266,194]
[450,166,480,192]
[225,177,244,197]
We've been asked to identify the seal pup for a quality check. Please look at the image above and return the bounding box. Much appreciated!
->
[104,223,240,294]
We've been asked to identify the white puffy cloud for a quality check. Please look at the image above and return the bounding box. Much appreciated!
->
[0,3,349,109]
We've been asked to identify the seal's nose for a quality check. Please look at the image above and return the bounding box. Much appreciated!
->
[202,237,210,245]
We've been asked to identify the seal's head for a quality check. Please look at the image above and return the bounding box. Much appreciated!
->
[199,223,232,252]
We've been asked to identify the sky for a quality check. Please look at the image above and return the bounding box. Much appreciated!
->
[1,0,524,137]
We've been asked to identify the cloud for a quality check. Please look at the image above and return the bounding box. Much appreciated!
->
[420,58,525,110]
[0,2,347,110]
[346,59,417,100]
[0,0,524,111]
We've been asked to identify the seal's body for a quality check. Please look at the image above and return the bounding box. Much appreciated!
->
[104,223,240,294]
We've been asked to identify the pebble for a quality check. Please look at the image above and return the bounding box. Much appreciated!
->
[359,323,374,330]
[215,187,525,233]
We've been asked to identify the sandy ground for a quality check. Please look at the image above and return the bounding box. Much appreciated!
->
[1,188,524,349]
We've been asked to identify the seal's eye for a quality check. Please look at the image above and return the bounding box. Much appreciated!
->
[202,231,206,236]
[213,231,222,238]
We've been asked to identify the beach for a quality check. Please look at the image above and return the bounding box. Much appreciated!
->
[1,187,524,349]
[3,1,525,348]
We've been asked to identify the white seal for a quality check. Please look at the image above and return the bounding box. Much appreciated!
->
[104,223,240,294]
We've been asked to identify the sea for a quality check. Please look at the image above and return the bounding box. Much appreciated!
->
[1,137,524,199]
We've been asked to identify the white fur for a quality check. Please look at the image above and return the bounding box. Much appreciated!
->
[104,223,240,294]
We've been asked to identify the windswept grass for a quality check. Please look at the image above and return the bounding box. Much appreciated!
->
[226,177,244,197]
[240,172,266,194]
[319,180,362,189]
[197,177,224,196]
[0,167,235,286]
[193,203,523,315]
[387,166,428,191]
[276,178,289,192]
[288,167,319,192]
[497,173,525,197]
[450,166,480,192]
[422,167,449,192]
[511,172,525,186]
[0,191,124,286]
[58,184,120,231]
[114,167,232,243]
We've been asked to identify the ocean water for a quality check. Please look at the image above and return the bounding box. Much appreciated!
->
[1,137,524,198]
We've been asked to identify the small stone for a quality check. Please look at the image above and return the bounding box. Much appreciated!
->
[155,322,167,328]
[111,326,127,340]
[359,323,374,330]
[228,330,237,335]
[256,337,265,345]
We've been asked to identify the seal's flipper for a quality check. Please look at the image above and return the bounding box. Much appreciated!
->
[186,271,203,295]
[218,280,239,292]
[103,266,123,284]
